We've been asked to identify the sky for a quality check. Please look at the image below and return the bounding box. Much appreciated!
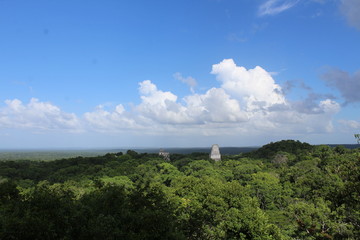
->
[0,0,360,149]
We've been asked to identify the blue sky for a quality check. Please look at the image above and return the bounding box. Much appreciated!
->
[0,0,360,149]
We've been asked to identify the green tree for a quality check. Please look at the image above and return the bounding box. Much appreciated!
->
[248,172,283,210]
[287,198,353,239]
[0,182,77,240]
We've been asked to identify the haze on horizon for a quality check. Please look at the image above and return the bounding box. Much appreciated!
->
[0,0,360,149]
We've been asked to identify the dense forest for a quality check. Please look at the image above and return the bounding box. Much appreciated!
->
[0,140,359,239]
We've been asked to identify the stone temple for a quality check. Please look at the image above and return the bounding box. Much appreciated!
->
[210,144,221,161]
[159,149,170,161]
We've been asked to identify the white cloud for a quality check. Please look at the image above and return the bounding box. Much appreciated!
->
[81,59,340,138]
[319,99,340,114]
[269,99,340,133]
[136,80,191,124]
[0,98,81,131]
[135,80,247,125]
[211,59,286,111]
[0,60,343,142]
[258,0,299,16]
[83,104,140,132]
[184,88,248,123]
[340,0,360,30]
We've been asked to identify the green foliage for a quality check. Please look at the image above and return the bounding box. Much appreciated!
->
[287,198,354,239]
[0,180,19,203]
[0,140,359,239]
[248,172,283,210]
[248,140,313,161]
[0,182,77,240]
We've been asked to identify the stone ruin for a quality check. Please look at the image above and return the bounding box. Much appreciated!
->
[210,144,221,161]
[159,149,170,161]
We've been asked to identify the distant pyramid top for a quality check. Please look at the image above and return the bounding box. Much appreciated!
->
[159,149,170,161]
[210,144,221,161]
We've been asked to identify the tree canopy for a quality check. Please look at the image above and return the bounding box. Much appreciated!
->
[0,140,359,239]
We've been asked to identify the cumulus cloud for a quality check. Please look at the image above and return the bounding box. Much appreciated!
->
[211,59,286,111]
[0,98,80,131]
[136,80,191,124]
[322,68,360,104]
[184,88,248,123]
[80,59,340,137]
[173,72,197,93]
[266,99,340,133]
[83,104,140,132]
[340,0,360,30]
[258,0,299,16]
[0,59,342,139]
[135,80,248,125]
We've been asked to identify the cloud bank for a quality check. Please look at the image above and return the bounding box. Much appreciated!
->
[0,98,80,131]
[0,59,343,140]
